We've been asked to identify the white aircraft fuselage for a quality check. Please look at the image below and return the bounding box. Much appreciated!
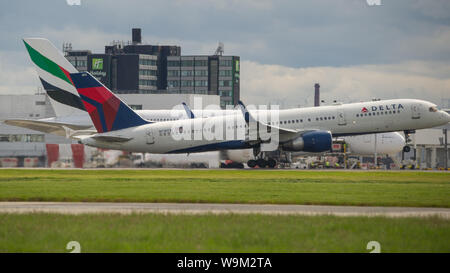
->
[79,99,450,154]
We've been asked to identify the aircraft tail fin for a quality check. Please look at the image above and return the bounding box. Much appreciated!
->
[69,72,150,133]
[23,38,85,117]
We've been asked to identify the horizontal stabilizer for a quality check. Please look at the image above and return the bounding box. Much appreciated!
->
[3,119,92,137]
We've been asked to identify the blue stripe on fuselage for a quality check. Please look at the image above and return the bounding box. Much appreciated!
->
[168,140,251,154]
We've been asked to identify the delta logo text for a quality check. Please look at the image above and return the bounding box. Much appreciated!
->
[361,104,404,113]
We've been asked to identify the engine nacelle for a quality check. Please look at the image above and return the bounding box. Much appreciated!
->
[282,130,332,152]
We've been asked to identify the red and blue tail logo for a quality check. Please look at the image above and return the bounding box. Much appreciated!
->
[69,72,150,133]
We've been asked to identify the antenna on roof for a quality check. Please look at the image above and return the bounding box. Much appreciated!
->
[214,42,224,56]
[62,42,72,55]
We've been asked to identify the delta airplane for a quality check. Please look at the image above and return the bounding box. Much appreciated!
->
[63,70,449,168]
[2,37,408,169]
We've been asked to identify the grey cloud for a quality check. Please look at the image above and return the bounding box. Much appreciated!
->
[240,60,450,108]
[1,0,450,66]
[1,0,449,105]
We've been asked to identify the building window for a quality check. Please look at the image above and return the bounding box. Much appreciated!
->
[195,70,208,77]
[195,80,208,87]
[219,80,231,87]
[139,59,156,66]
[139,69,156,76]
[0,135,9,142]
[195,60,208,66]
[181,60,193,67]
[78,60,87,67]
[219,70,232,77]
[168,60,180,67]
[181,70,193,77]
[219,60,232,66]
[181,80,192,87]
[0,134,44,142]
[168,70,180,77]
[220,90,231,97]
[139,80,156,86]
[168,80,179,87]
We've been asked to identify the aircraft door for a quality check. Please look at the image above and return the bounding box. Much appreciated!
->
[146,129,155,144]
[337,109,347,126]
[411,104,421,119]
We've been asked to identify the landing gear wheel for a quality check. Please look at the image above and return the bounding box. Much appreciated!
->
[256,158,267,168]
[403,146,411,153]
[267,158,277,168]
[247,160,257,168]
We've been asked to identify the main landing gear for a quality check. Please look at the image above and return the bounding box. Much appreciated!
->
[247,147,277,169]
[247,158,277,168]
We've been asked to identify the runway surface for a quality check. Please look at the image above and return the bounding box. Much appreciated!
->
[0,202,449,218]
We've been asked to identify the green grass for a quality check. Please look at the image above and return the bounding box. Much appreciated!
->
[0,169,449,207]
[0,213,448,252]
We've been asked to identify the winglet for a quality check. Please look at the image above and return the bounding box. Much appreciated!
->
[182,102,195,119]
[237,100,254,123]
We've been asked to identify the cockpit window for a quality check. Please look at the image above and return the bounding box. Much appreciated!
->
[429,106,438,112]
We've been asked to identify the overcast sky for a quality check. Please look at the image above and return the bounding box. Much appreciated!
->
[0,0,449,107]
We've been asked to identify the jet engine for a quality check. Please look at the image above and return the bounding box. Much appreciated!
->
[282,130,332,152]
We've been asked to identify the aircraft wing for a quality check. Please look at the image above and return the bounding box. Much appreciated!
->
[265,125,317,143]
[237,101,316,144]
[3,119,92,137]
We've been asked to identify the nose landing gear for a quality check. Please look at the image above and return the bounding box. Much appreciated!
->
[403,130,414,153]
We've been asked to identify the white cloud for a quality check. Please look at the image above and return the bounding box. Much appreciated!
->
[240,60,450,108]
[0,51,40,95]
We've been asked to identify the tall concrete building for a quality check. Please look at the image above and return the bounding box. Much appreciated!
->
[64,28,240,107]
[167,55,240,108]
